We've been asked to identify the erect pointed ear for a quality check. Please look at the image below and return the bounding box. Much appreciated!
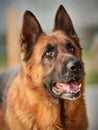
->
[20,10,43,60]
[53,5,79,43]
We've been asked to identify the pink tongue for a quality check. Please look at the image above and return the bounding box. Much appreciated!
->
[56,82,79,93]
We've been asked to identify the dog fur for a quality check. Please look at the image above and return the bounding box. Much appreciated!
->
[0,5,88,130]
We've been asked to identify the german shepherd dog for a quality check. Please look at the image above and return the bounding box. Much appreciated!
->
[0,5,88,130]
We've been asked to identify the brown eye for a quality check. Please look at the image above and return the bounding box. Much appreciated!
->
[70,47,75,52]
[42,43,57,59]
[45,51,52,56]
[66,41,75,53]
[45,50,56,58]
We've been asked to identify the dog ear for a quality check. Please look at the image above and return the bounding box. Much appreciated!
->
[20,10,43,60]
[53,5,79,43]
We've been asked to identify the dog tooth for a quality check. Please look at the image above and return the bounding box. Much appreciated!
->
[79,84,81,89]
[73,96,75,99]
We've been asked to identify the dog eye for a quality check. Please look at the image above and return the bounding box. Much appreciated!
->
[42,44,57,59]
[45,51,52,56]
[66,41,75,53]
[70,47,75,52]
[45,50,56,58]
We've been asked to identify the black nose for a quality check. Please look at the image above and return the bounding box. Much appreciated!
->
[67,59,82,72]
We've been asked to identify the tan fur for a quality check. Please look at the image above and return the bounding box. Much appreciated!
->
[0,5,88,130]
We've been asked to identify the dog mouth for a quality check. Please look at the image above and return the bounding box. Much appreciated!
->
[52,78,81,100]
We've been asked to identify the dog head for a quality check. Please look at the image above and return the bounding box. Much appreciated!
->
[20,5,85,100]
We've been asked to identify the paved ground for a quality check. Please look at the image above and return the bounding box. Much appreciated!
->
[85,85,98,130]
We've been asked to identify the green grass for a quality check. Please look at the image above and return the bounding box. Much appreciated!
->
[86,71,98,85]
[0,52,7,72]
[81,44,98,84]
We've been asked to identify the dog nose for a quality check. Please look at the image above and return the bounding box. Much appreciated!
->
[67,59,82,72]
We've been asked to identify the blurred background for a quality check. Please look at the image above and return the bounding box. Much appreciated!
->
[0,0,98,129]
